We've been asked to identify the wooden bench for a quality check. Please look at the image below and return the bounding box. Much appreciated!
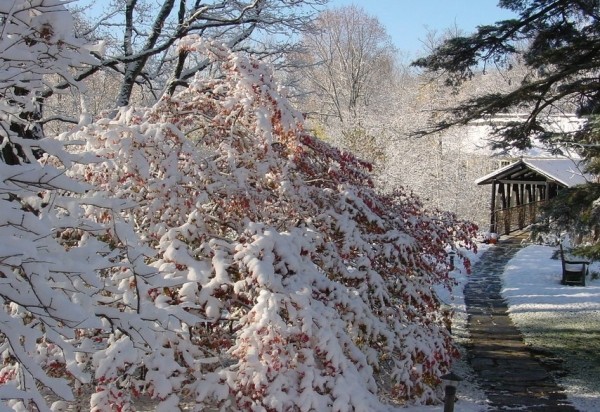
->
[559,244,589,286]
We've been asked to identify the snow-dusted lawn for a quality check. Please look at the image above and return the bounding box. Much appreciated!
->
[501,244,600,412]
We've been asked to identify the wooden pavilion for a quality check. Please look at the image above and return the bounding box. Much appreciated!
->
[476,158,590,234]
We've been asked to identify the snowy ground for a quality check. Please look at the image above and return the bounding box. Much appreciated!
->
[400,241,600,412]
[501,244,600,412]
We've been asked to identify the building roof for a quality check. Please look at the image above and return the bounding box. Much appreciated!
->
[476,158,591,187]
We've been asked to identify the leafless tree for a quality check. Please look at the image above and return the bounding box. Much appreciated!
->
[377,32,534,228]
[289,5,398,163]
[42,0,327,126]
[293,5,397,124]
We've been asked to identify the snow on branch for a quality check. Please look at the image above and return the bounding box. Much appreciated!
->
[0,3,477,408]
[49,36,476,410]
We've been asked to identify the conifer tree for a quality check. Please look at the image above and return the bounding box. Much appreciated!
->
[413,0,600,255]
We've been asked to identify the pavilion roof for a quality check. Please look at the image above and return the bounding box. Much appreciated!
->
[476,158,591,187]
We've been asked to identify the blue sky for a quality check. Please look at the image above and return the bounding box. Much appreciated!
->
[326,1,517,59]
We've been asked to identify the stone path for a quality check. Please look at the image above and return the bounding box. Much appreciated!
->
[464,233,578,411]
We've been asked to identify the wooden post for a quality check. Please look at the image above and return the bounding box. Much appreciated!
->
[490,180,497,233]
[498,183,509,234]
[526,184,533,224]
[514,183,524,229]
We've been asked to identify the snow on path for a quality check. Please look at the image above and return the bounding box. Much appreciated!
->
[403,242,600,411]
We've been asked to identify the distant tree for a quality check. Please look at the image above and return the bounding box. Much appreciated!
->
[292,5,397,161]
[412,0,600,253]
[295,5,396,123]
[378,50,515,228]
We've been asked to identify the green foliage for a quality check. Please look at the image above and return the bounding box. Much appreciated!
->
[573,243,600,260]
[309,121,331,142]
[541,183,600,232]
[341,127,384,163]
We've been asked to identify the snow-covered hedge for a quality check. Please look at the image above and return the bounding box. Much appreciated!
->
[0,2,477,410]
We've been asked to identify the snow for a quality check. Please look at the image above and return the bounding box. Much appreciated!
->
[476,157,590,187]
[501,244,600,412]
[397,242,600,411]
[0,32,477,410]
[6,2,596,409]
[523,157,590,187]
[462,114,585,157]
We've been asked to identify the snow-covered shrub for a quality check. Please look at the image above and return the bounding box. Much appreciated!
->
[57,37,478,410]
[0,2,477,410]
